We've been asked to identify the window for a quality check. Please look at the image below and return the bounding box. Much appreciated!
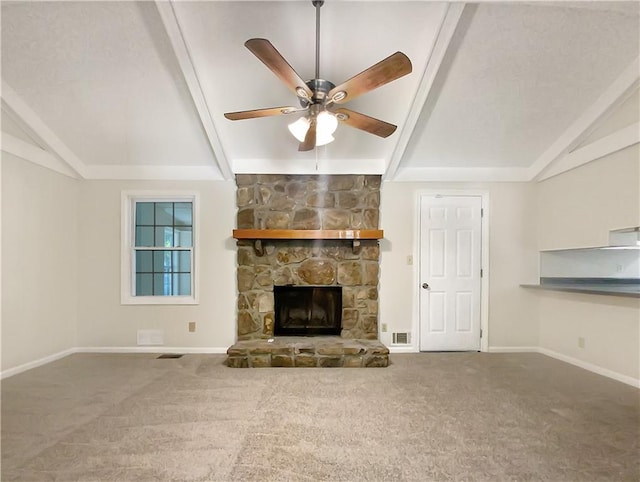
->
[122,192,198,304]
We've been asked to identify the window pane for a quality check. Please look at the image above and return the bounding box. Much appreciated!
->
[136,273,153,296]
[152,250,169,273]
[174,227,192,247]
[155,203,173,226]
[135,227,154,247]
[136,203,154,226]
[174,203,192,226]
[154,273,171,296]
[172,251,191,273]
[173,274,191,296]
[135,250,152,273]
[155,226,173,247]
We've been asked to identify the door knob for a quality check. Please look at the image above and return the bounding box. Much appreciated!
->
[422,282,430,290]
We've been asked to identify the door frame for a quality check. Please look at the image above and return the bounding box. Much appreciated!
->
[414,190,490,353]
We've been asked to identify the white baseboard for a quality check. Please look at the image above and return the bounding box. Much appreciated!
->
[389,346,418,354]
[537,347,640,389]
[4,346,638,388]
[1,347,77,380]
[488,346,539,353]
[76,346,228,354]
[489,346,639,387]
[1,346,229,379]
[391,346,538,354]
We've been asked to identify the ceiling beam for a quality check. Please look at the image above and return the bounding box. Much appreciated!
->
[529,56,640,181]
[1,132,79,179]
[536,121,639,182]
[1,81,87,178]
[154,0,233,180]
[383,3,466,182]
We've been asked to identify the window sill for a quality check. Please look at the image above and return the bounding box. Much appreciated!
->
[121,296,199,305]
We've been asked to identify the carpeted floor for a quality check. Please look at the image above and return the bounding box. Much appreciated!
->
[1,352,638,481]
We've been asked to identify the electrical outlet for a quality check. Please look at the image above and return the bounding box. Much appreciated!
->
[616,264,624,272]
[578,337,585,349]
[406,255,413,265]
[188,321,196,333]
[381,323,388,332]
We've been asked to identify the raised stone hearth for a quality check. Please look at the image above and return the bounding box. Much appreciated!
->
[227,337,389,368]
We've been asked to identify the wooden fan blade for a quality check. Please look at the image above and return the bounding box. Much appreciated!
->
[332,108,397,138]
[328,52,412,104]
[224,106,304,121]
[299,119,317,151]
[245,38,314,100]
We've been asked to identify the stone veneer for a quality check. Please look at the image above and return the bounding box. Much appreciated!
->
[235,174,381,341]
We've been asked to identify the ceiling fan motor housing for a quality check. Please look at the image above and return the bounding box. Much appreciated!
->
[299,78,335,107]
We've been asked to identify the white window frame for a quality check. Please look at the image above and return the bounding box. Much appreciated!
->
[121,190,199,305]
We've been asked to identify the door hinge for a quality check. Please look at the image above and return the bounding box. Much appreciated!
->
[481,208,484,217]
[480,268,483,278]
[480,328,483,338]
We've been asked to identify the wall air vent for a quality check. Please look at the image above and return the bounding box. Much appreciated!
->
[392,332,411,345]
[137,329,164,346]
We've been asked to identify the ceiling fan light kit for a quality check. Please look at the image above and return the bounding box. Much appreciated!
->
[223,0,412,152]
[288,110,338,146]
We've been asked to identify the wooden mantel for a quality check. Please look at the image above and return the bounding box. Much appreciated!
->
[233,229,383,240]
[232,229,384,255]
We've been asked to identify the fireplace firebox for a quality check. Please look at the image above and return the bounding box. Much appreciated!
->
[274,286,342,336]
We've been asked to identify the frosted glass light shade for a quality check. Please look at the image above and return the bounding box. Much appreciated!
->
[316,111,338,146]
[287,111,338,147]
[288,117,309,142]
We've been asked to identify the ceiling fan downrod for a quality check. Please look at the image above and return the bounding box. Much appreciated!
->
[302,1,334,108]
[313,0,323,80]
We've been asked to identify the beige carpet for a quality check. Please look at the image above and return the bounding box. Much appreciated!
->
[2,352,638,481]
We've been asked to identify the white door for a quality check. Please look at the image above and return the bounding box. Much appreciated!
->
[419,195,482,351]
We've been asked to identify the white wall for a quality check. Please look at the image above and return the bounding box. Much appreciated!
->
[379,181,539,350]
[538,145,640,250]
[76,180,237,350]
[4,143,638,385]
[1,154,78,371]
[535,144,640,381]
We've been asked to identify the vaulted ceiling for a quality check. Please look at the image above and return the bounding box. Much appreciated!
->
[1,1,639,182]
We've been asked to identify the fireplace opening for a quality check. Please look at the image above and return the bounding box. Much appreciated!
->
[274,286,342,336]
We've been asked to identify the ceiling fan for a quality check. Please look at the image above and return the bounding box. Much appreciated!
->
[223,0,412,152]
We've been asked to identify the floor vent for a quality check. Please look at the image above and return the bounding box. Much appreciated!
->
[157,354,183,359]
[392,332,411,345]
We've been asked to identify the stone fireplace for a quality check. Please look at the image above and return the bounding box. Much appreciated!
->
[227,174,389,368]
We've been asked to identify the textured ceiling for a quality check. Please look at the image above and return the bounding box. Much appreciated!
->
[1,1,638,181]
[403,3,640,169]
